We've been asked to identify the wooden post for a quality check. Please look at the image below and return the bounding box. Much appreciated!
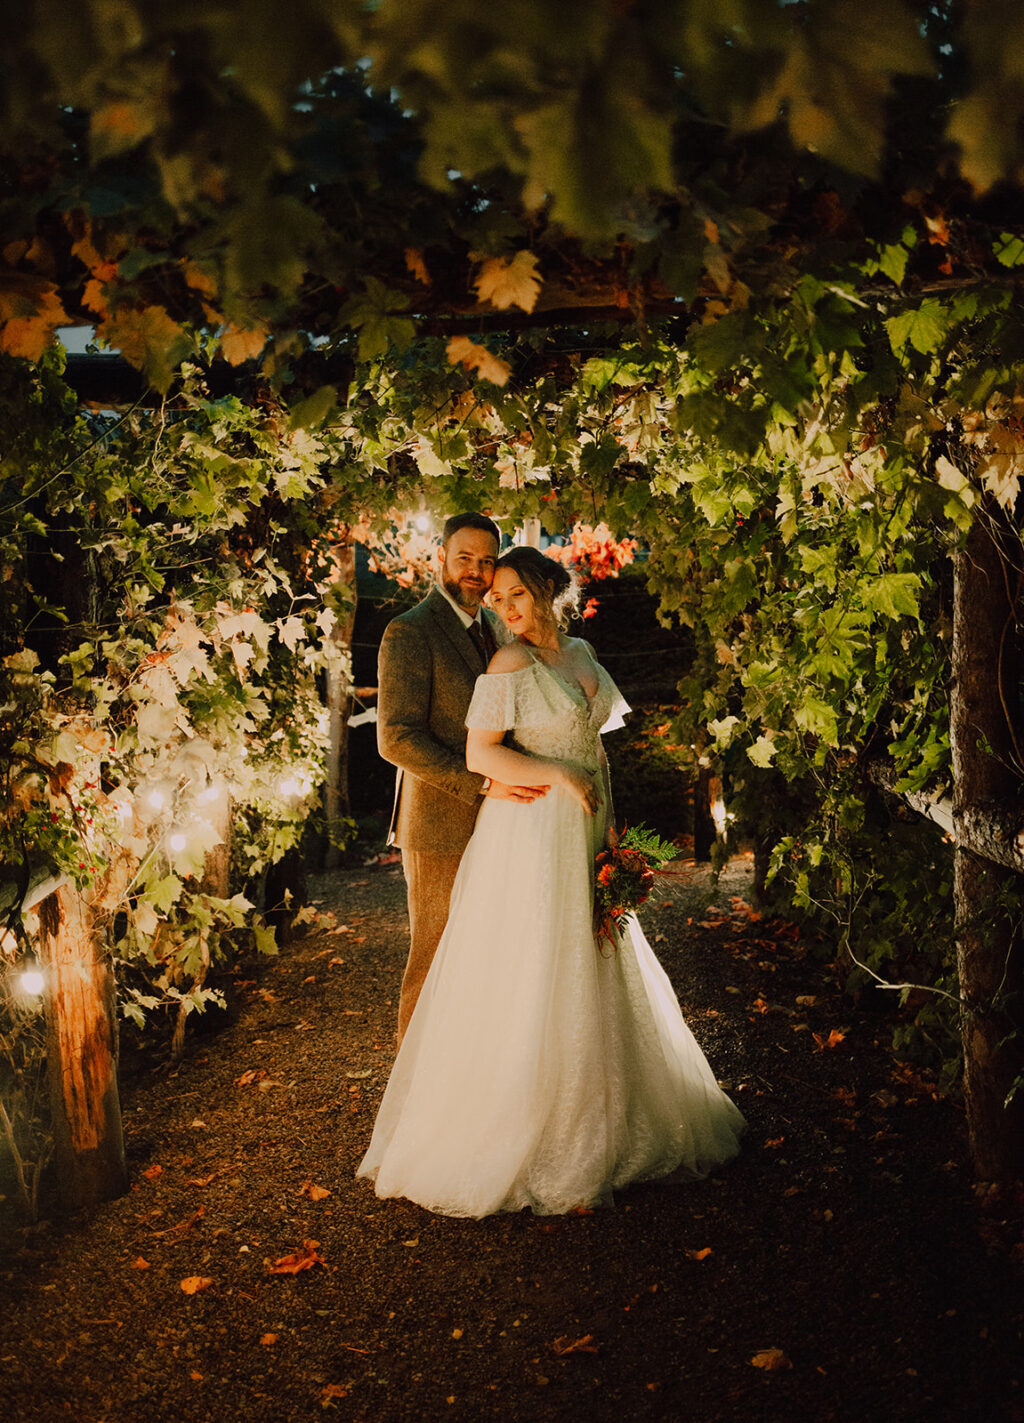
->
[951,503,1024,1183]
[199,791,232,898]
[324,537,358,869]
[37,882,128,1210]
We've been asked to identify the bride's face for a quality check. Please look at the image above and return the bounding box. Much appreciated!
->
[489,568,548,640]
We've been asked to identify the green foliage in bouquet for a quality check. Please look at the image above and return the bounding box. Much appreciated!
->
[593,824,677,946]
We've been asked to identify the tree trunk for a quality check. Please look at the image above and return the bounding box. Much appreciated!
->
[951,504,1024,1183]
[324,539,358,870]
[199,792,232,898]
[37,883,128,1210]
[693,762,716,862]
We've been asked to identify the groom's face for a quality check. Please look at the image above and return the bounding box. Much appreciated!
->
[438,528,499,614]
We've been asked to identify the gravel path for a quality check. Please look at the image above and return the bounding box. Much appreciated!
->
[1,856,1021,1423]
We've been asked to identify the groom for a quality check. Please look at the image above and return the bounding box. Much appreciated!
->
[377,512,545,1042]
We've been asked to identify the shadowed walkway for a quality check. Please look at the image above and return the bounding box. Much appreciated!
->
[0,858,1020,1422]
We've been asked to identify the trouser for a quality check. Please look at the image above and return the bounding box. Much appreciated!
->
[397,849,464,1044]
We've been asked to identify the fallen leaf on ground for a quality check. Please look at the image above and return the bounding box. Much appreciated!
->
[268,1240,325,1274]
[142,1164,162,1180]
[234,1068,266,1087]
[751,1348,793,1370]
[764,1137,786,1149]
[180,1276,213,1294]
[813,1029,846,1051]
[320,1383,349,1405]
[686,1247,713,1260]
[297,1179,331,1201]
[130,1257,150,1270]
[795,994,817,1006]
[551,1334,599,1356]
[260,1333,278,1346]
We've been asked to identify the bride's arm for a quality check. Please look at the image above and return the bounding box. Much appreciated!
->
[466,727,599,814]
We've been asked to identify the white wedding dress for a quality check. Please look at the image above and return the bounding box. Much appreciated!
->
[356,647,745,1217]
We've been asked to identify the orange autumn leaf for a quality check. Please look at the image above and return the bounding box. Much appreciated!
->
[142,1163,163,1180]
[813,1028,846,1051]
[260,1333,278,1346]
[183,262,218,298]
[686,1247,713,1260]
[297,1179,331,1202]
[320,1384,349,1402]
[0,278,68,360]
[405,247,431,285]
[180,1275,213,1294]
[235,1068,266,1087]
[445,335,511,387]
[220,324,267,365]
[92,100,150,140]
[131,1257,151,1270]
[751,1348,793,1371]
[551,1334,599,1356]
[267,1239,325,1274]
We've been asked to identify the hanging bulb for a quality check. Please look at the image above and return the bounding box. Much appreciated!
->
[20,961,44,996]
[167,830,187,853]
[145,787,168,811]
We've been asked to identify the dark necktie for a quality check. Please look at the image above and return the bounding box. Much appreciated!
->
[467,619,489,667]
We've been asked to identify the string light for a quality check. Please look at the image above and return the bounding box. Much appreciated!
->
[277,774,301,799]
[20,962,44,996]
[198,783,223,804]
[145,787,168,811]
[167,831,187,853]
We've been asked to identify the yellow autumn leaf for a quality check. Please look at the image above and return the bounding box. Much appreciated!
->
[446,335,511,387]
[220,324,267,365]
[473,250,542,313]
[97,305,185,368]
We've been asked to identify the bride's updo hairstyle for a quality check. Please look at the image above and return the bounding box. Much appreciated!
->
[493,546,580,630]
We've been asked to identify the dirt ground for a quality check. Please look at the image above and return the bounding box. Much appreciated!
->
[1,855,1021,1423]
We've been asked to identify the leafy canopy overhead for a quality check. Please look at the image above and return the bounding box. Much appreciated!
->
[2,1,1024,391]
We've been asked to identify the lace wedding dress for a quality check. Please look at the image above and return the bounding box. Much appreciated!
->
[356,647,745,1217]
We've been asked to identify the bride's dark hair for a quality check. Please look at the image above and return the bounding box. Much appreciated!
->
[493,545,580,629]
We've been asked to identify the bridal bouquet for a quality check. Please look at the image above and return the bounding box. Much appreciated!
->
[593,824,677,948]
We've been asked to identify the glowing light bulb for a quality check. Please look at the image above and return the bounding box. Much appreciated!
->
[168,831,187,853]
[199,783,222,804]
[20,965,44,995]
[414,514,430,532]
[146,788,167,811]
[278,775,301,799]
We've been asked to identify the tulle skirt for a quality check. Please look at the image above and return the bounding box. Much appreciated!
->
[356,788,745,1218]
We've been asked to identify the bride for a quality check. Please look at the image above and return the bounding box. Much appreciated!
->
[357,546,745,1217]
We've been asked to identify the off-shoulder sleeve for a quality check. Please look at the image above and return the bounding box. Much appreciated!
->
[578,640,630,733]
[465,670,520,732]
[599,671,631,733]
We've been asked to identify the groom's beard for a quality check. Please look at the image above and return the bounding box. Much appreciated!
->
[441,571,488,614]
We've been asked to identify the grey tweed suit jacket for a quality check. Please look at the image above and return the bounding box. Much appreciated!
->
[377,587,500,854]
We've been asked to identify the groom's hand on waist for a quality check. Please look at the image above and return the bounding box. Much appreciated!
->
[486,781,549,802]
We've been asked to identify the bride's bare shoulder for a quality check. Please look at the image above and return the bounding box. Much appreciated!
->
[486,642,534,674]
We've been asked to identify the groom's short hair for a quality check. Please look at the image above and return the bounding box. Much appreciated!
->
[442,512,500,547]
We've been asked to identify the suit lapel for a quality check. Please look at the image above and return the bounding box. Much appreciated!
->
[427,588,482,678]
